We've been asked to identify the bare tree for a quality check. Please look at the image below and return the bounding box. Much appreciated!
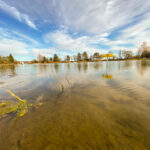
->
[118,50,122,59]
[38,54,43,62]
[123,50,133,59]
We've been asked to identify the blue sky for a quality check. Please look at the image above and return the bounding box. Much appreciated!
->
[0,0,150,61]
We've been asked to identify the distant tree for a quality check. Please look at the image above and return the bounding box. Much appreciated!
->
[8,53,14,63]
[65,55,70,62]
[38,54,43,62]
[77,53,82,61]
[0,54,16,64]
[140,42,147,58]
[53,54,60,62]
[137,48,142,58]
[42,56,48,63]
[32,59,38,63]
[123,50,133,59]
[93,52,100,60]
[73,55,77,62]
[82,51,88,61]
[118,50,122,59]
[138,42,150,58]
[0,55,4,63]
[89,55,94,61]
[49,57,53,61]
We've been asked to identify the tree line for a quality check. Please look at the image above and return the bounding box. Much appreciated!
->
[0,42,150,64]
[0,54,15,64]
[32,51,112,63]
[118,42,150,60]
[32,42,150,63]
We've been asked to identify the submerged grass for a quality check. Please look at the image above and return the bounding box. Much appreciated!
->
[0,90,43,119]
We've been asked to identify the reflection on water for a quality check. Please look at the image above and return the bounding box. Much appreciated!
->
[123,60,132,69]
[93,62,102,70]
[117,61,133,71]
[83,63,88,72]
[102,74,113,79]
[77,63,82,72]
[0,65,16,77]
[136,60,150,75]
[0,60,150,150]
[101,62,113,80]
[54,63,60,73]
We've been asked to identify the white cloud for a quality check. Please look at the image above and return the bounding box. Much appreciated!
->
[32,48,57,58]
[0,38,29,56]
[32,47,75,60]
[102,12,150,51]
[0,0,37,29]
[4,0,150,33]
[1,0,150,57]
[119,13,150,46]
[12,31,38,45]
[25,0,150,53]
[0,28,37,58]
[0,27,39,45]
[44,30,103,54]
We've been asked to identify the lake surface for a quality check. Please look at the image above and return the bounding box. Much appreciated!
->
[0,60,150,150]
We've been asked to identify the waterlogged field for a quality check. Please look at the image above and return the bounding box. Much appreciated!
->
[0,60,150,150]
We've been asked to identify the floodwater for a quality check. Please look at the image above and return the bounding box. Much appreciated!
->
[0,60,150,150]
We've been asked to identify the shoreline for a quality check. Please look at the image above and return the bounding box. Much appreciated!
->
[0,58,150,65]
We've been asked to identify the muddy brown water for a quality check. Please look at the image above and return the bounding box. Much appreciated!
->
[0,60,150,150]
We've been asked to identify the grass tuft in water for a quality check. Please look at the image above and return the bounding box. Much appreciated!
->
[0,90,43,119]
